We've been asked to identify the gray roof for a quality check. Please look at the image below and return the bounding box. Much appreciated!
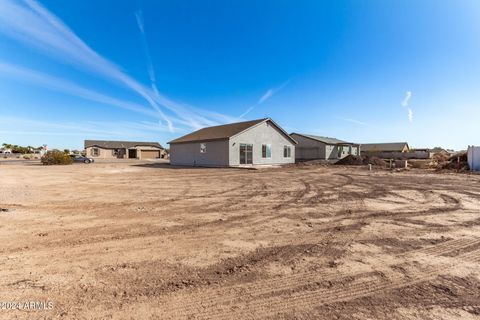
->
[291,133,357,145]
[361,142,409,152]
[169,118,297,144]
[85,140,163,149]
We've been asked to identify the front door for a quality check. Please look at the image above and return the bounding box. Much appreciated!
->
[239,143,253,164]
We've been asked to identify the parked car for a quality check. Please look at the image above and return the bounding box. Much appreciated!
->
[71,155,94,164]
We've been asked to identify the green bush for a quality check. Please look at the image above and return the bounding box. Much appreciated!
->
[41,150,74,165]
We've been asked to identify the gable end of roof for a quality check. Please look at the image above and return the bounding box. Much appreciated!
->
[168,118,297,145]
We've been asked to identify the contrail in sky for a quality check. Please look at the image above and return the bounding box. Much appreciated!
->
[0,0,238,131]
[240,80,291,118]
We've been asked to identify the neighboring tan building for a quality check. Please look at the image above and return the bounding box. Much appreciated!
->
[290,133,360,161]
[168,118,297,167]
[360,142,410,158]
[411,148,433,159]
[84,140,166,160]
[361,142,409,153]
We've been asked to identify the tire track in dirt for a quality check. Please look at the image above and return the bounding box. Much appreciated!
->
[261,170,338,210]
[332,173,355,188]
[8,170,470,258]
[158,181,468,318]
[272,178,314,210]
[327,191,464,223]
[63,186,468,252]
[153,215,367,318]
[302,174,353,205]
[13,185,466,255]
[441,240,480,257]
[186,247,480,320]
[166,173,462,234]
[15,174,326,252]
[155,237,480,319]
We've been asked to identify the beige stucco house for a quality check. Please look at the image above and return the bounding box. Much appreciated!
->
[84,140,166,160]
[361,142,410,154]
[360,142,410,158]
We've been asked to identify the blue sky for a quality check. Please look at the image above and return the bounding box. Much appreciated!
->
[1,0,479,150]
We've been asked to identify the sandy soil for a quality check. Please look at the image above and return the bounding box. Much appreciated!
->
[1,161,480,319]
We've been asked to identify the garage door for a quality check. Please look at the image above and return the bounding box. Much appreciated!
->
[141,150,160,159]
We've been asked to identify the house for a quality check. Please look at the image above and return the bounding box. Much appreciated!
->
[411,148,433,159]
[290,133,360,160]
[0,148,12,155]
[168,118,297,167]
[84,140,166,160]
[430,147,453,158]
[360,142,410,159]
[361,142,409,154]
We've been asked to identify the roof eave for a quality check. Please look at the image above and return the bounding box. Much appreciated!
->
[168,137,229,145]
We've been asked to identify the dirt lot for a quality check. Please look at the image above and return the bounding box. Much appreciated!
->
[1,161,480,319]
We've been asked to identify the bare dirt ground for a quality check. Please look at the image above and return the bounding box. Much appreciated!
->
[1,161,480,320]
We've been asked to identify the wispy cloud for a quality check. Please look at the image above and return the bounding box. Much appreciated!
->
[0,116,176,140]
[401,91,413,123]
[240,80,291,118]
[0,0,235,131]
[0,61,165,120]
[340,118,368,126]
[407,108,413,123]
[401,91,412,107]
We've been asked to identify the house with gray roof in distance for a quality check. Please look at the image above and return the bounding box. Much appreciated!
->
[290,133,360,161]
[84,140,166,160]
[168,118,297,167]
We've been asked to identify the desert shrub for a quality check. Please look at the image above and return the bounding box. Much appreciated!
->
[41,150,74,165]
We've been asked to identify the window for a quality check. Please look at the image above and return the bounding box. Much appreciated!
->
[283,145,291,158]
[112,149,119,156]
[200,143,207,153]
[91,148,100,157]
[240,143,253,164]
[262,144,271,158]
